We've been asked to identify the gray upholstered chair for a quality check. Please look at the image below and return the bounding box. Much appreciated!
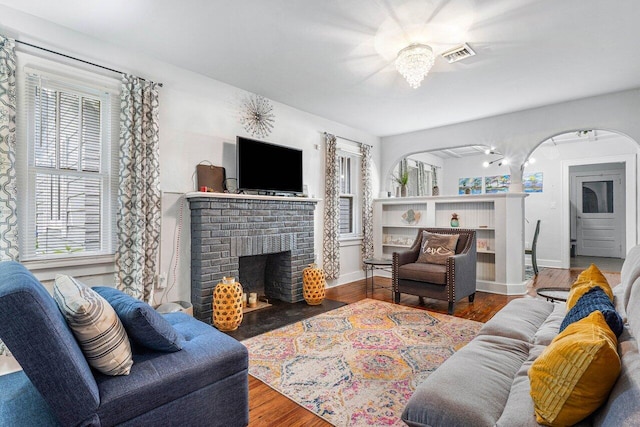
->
[392,228,477,315]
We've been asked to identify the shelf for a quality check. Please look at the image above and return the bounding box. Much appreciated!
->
[435,226,495,231]
[374,195,527,295]
[382,224,425,228]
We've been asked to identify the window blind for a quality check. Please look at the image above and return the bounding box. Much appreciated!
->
[19,70,119,260]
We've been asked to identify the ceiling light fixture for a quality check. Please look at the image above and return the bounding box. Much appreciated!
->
[483,148,508,167]
[483,158,506,167]
[395,43,435,89]
[483,157,509,167]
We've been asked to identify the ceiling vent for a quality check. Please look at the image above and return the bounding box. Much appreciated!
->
[441,43,476,63]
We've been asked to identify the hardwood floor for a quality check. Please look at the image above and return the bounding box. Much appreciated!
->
[247,267,621,426]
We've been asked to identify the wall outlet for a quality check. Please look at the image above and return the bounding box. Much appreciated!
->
[156,273,167,290]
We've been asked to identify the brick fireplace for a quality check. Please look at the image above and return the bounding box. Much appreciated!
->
[187,193,318,324]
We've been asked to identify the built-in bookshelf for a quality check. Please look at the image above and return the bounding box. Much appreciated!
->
[373,193,528,295]
[378,201,427,259]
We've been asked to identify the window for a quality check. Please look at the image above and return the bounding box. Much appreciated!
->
[17,57,119,261]
[338,149,361,238]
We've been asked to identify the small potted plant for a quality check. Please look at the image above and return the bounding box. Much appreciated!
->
[394,171,409,197]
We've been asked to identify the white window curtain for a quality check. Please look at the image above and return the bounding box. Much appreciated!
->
[116,75,161,303]
[323,133,340,280]
[0,34,17,357]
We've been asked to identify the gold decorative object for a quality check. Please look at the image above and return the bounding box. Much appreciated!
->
[303,263,326,305]
[213,276,243,331]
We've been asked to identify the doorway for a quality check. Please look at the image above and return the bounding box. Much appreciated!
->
[525,130,637,271]
[570,164,625,259]
[562,154,636,269]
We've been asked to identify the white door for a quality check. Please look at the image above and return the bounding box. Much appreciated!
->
[575,173,623,257]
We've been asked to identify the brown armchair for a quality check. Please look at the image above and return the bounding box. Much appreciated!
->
[392,228,477,315]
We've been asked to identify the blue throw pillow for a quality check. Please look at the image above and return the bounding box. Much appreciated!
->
[92,286,183,352]
[560,286,624,337]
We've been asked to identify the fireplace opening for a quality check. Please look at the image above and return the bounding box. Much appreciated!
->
[238,251,292,302]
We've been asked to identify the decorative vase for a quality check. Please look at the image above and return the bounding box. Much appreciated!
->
[432,185,439,196]
[303,263,326,305]
[213,276,243,331]
[401,185,407,197]
[451,213,459,227]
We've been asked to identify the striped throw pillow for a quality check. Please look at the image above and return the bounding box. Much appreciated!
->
[53,275,133,376]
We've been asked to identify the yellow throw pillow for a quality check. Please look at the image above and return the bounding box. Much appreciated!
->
[566,264,613,310]
[529,311,620,427]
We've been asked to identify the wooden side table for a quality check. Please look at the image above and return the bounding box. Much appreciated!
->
[363,258,392,298]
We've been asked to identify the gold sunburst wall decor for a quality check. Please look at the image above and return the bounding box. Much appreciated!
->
[239,94,275,138]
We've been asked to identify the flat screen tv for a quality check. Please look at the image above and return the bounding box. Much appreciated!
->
[236,136,303,195]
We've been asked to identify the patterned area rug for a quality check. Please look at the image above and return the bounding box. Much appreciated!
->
[243,299,483,426]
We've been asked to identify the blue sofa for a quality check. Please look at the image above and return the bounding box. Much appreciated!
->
[0,261,249,426]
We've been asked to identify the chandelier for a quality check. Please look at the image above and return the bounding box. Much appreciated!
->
[395,43,435,89]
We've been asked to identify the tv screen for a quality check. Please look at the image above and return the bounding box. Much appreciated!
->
[236,137,303,194]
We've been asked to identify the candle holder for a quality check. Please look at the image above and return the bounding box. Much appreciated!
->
[303,263,326,305]
[213,276,243,331]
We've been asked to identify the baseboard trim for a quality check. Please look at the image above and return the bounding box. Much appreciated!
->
[477,279,527,295]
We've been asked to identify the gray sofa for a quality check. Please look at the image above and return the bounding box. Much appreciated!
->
[0,261,249,426]
[403,246,640,427]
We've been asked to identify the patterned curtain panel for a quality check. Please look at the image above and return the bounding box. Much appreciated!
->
[0,35,18,357]
[399,158,409,178]
[116,75,161,303]
[360,144,374,265]
[323,133,340,280]
[0,36,18,262]
[416,161,427,196]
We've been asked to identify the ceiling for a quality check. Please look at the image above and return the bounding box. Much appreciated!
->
[3,0,640,137]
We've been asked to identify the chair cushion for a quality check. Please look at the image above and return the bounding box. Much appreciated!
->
[529,311,621,427]
[398,262,447,284]
[53,275,134,376]
[93,286,183,352]
[560,286,623,337]
[566,264,613,310]
[416,231,459,265]
[0,371,61,426]
[94,313,248,426]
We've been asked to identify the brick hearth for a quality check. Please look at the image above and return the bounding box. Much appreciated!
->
[188,193,318,324]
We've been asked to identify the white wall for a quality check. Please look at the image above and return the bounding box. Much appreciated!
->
[0,6,381,306]
[380,89,640,191]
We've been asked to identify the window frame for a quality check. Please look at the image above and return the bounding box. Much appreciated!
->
[337,145,362,240]
[16,53,120,267]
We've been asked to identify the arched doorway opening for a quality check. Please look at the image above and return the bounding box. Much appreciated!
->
[523,130,638,270]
